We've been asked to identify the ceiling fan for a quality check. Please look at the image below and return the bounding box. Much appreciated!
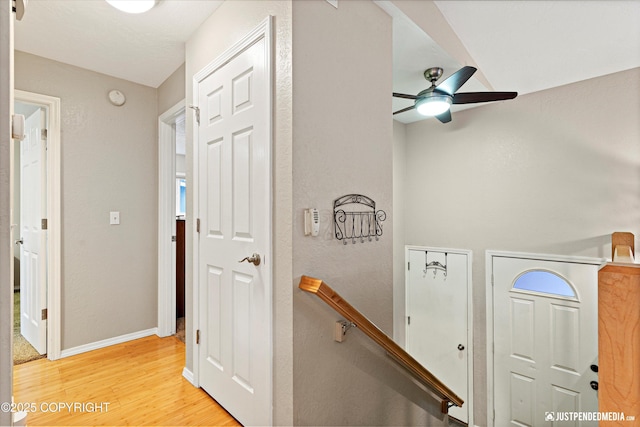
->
[393,66,517,123]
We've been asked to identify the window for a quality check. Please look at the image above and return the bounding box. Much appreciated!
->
[512,270,577,299]
[176,178,186,217]
[175,114,186,217]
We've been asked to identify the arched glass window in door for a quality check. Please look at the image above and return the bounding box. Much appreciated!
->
[512,270,577,299]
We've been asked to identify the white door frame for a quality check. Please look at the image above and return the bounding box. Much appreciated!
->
[14,89,61,360]
[191,15,274,412]
[485,250,605,426]
[405,245,473,425]
[157,100,185,337]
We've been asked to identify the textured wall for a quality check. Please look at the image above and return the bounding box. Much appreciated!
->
[292,1,447,425]
[157,63,185,115]
[15,51,159,349]
[185,1,293,424]
[399,67,640,425]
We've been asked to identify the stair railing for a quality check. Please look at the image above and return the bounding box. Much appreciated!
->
[299,275,464,413]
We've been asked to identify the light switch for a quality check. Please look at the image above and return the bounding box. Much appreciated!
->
[110,211,120,225]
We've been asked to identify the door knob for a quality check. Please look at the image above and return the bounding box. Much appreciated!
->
[457,344,465,351]
[590,381,598,391]
[15,238,23,245]
[238,253,261,266]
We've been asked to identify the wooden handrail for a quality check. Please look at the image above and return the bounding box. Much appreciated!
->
[299,275,464,412]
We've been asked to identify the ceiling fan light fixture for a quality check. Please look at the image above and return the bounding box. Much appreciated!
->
[106,0,156,14]
[416,95,452,117]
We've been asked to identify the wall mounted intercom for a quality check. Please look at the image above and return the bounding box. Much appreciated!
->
[304,208,320,237]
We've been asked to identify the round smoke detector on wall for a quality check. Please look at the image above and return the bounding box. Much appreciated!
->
[108,90,126,106]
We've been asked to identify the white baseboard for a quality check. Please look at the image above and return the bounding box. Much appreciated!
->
[59,328,158,358]
[182,367,196,386]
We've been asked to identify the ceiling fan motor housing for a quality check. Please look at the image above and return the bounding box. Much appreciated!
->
[424,67,444,83]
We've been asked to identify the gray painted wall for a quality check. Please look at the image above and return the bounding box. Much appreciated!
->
[158,63,185,115]
[396,67,640,424]
[15,51,159,349]
[292,1,447,425]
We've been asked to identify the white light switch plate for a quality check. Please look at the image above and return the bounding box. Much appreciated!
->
[110,211,120,225]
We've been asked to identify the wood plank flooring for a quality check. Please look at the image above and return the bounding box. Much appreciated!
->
[13,335,241,426]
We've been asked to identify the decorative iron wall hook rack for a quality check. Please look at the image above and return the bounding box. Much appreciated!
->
[423,251,447,279]
[333,194,386,245]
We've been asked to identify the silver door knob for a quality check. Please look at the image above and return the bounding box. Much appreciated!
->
[238,253,261,266]
[15,238,23,245]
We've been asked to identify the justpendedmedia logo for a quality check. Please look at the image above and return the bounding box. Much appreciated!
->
[544,412,635,422]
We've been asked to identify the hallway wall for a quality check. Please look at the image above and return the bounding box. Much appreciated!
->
[15,51,159,350]
[292,1,448,425]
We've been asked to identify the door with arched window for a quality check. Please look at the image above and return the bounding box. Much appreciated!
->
[491,254,601,426]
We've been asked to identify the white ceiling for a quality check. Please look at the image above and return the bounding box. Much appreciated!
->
[14,0,640,123]
[14,0,224,88]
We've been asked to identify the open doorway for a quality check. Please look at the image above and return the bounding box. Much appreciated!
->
[157,101,186,339]
[175,112,186,341]
[13,100,46,365]
[12,90,61,365]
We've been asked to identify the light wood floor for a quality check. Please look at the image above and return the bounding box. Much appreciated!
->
[13,335,241,426]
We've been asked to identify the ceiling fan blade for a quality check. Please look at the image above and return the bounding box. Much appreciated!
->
[393,105,416,115]
[452,92,518,104]
[436,66,477,96]
[393,92,418,100]
[435,110,452,123]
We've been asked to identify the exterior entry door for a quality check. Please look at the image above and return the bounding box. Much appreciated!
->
[406,247,471,423]
[195,21,272,427]
[19,106,47,355]
[492,255,600,426]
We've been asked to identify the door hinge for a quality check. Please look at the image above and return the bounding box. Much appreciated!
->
[41,308,48,321]
[189,105,200,126]
[41,218,48,230]
[171,235,176,242]
[41,128,48,139]
[196,218,200,233]
[407,316,411,325]
[407,261,410,271]
[196,329,200,344]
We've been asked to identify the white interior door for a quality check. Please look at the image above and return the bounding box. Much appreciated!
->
[406,248,470,423]
[196,31,272,426]
[492,255,599,426]
[19,107,47,355]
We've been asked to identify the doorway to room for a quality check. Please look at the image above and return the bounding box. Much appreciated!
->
[157,101,186,339]
[174,112,186,340]
[13,99,46,364]
[12,90,62,364]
